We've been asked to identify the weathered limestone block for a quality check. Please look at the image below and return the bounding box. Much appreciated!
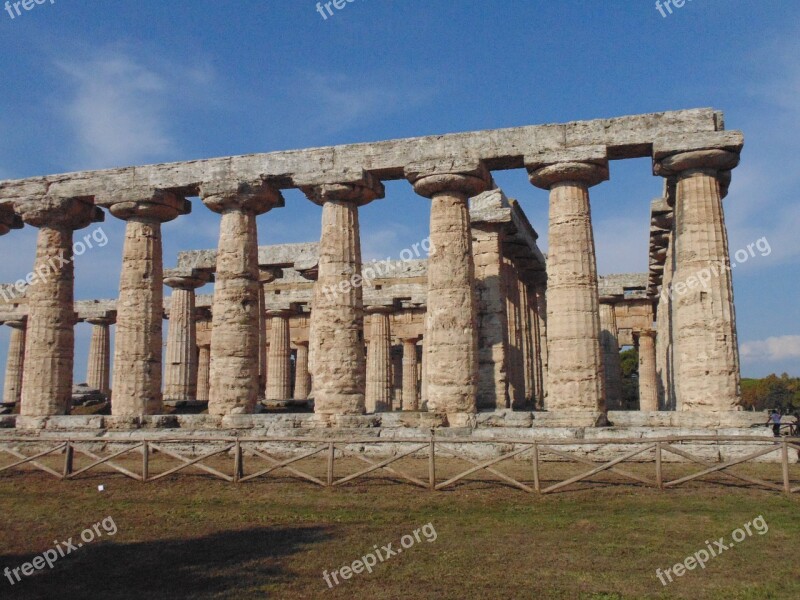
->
[655,145,741,411]
[365,307,392,413]
[471,225,509,410]
[110,192,188,416]
[636,329,659,411]
[405,160,490,420]
[302,175,384,415]
[0,203,22,236]
[266,309,293,400]
[14,196,103,416]
[164,270,211,403]
[527,148,608,412]
[85,316,113,395]
[293,342,310,400]
[599,301,623,410]
[2,319,26,404]
[202,180,283,415]
[401,338,419,410]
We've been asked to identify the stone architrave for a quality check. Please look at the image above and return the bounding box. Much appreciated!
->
[365,306,393,413]
[300,174,384,415]
[85,315,114,395]
[2,319,26,405]
[405,160,490,421]
[636,329,659,411]
[293,341,311,400]
[401,337,419,411]
[654,137,742,411]
[266,309,293,400]
[527,147,608,413]
[201,180,284,415]
[0,203,22,236]
[109,191,189,416]
[14,196,104,416]
[599,300,624,410]
[163,270,211,403]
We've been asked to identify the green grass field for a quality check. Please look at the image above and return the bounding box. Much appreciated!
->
[1,458,798,599]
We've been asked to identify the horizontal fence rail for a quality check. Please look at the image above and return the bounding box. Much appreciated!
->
[0,435,798,495]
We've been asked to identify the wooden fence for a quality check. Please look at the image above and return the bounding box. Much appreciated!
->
[1,435,798,494]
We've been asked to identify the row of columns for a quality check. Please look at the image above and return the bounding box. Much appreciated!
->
[1,140,741,419]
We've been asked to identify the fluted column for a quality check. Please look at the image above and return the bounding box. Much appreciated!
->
[599,301,623,410]
[519,278,536,408]
[657,227,676,410]
[293,342,310,400]
[636,329,659,411]
[503,258,525,409]
[163,270,210,403]
[530,274,548,409]
[265,309,293,400]
[301,175,384,415]
[3,319,26,405]
[196,345,211,403]
[14,196,103,416]
[109,192,188,416]
[527,149,608,413]
[402,337,419,410]
[85,316,113,395]
[406,161,490,420]
[420,336,428,410]
[655,144,741,410]
[202,180,283,415]
[364,307,392,412]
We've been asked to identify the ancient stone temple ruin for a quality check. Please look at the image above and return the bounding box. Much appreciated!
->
[0,108,758,439]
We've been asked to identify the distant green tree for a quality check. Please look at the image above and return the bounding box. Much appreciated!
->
[619,348,639,410]
[738,373,800,412]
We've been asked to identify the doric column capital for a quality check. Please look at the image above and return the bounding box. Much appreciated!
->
[85,314,115,326]
[401,335,421,345]
[299,171,385,207]
[164,268,213,290]
[201,179,284,214]
[107,188,190,222]
[0,203,23,235]
[405,159,491,198]
[259,267,283,285]
[365,305,393,315]
[266,308,294,319]
[633,328,657,341]
[15,195,104,230]
[525,146,609,190]
[652,131,743,178]
[3,318,26,329]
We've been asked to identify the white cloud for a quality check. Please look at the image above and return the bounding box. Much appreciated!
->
[741,335,800,361]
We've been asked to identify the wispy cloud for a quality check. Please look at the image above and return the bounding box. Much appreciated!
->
[741,335,800,362]
[55,49,215,170]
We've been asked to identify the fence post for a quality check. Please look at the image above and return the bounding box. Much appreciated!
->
[62,441,73,479]
[327,442,335,487]
[782,439,791,494]
[428,431,436,491]
[234,439,243,483]
[142,441,149,483]
[655,442,663,490]
[532,442,540,493]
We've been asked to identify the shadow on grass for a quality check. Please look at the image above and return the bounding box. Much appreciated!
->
[0,525,330,599]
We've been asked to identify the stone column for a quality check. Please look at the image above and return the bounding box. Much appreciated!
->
[472,224,509,410]
[402,337,419,410]
[14,196,103,416]
[109,192,188,416]
[365,307,393,413]
[3,319,26,405]
[293,341,310,400]
[527,148,608,414]
[406,161,490,422]
[163,270,210,403]
[85,316,113,395]
[420,336,428,410]
[636,329,659,411]
[655,143,741,411]
[301,175,384,415]
[530,273,548,409]
[657,227,676,410]
[503,258,526,409]
[599,300,623,410]
[519,278,536,408]
[196,345,211,403]
[201,180,283,415]
[265,309,293,400]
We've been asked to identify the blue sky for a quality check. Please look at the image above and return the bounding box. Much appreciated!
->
[0,0,798,381]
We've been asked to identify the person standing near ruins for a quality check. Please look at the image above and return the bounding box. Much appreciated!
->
[766,410,782,437]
